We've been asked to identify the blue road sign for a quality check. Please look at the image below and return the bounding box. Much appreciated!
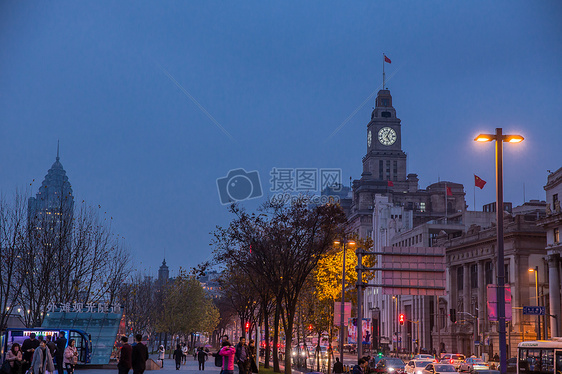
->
[523,306,546,315]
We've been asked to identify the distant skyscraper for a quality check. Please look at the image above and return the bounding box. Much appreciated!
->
[157,259,170,287]
[28,145,74,233]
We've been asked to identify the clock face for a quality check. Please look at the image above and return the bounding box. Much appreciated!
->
[367,130,372,147]
[378,127,397,146]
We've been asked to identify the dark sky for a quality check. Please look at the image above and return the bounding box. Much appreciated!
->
[1,1,561,277]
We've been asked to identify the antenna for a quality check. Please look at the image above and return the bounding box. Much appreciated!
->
[56,140,60,161]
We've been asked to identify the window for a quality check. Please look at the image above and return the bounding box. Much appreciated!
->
[470,264,478,288]
[381,111,391,118]
[457,267,463,291]
[505,264,510,283]
[485,262,493,285]
[386,161,391,180]
[555,227,560,243]
[379,160,383,180]
[382,99,389,107]
[554,193,559,206]
[419,202,426,212]
[393,161,398,181]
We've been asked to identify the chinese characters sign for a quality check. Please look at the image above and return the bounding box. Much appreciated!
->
[45,302,122,314]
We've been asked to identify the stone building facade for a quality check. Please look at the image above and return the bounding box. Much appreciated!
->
[434,212,547,358]
[538,167,562,337]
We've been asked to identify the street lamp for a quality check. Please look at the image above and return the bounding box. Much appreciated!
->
[334,239,355,364]
[529,267,541,339]
[474,128,524,374]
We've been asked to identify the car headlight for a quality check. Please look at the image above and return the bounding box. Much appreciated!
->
[417,371,423,374]
[388,368,395,372]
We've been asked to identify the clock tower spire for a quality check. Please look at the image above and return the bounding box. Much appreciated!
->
[362,89,406,182]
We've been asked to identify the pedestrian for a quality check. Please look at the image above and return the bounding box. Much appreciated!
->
[131,334,148,374]
[248,340,257,374]
[173,345,183,370]
[363,356,371,374]
[219,340,236,374]
[63,339,78,374]
[333,357,344,374]
[21,333,40,374]
[352,358,368,374]
[118,337,132,374]
[45,337,56,359]
[197,347,208,371]
[158,345,165,368]
[55,332,67,374]
[5,343,23,374]
[182,344,188,365]
[30,339,55,374]
[235,337,250,374]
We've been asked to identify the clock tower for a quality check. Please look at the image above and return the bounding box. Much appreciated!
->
[363,89,407,182]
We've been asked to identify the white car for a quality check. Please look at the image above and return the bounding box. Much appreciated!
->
[423,363,458,374]
[406,360,435,374]
[415,355,437,361]
[440,354,466,369]
[458,358,489,372]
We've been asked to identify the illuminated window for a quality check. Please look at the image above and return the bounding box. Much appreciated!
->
[419,202,426,212]
[555,228,560,244]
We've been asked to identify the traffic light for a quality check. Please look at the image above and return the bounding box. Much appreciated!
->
[399,314,405,325]
[450,308,457,323]
[245,322,250,332]
[308,324,313,331]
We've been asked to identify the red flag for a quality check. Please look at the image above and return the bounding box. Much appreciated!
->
[387,180,394,187]
[384,55,392,64]
[446,186,453,196]
[474,175,487,189]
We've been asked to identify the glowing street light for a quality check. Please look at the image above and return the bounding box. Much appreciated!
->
[474,128,523,374]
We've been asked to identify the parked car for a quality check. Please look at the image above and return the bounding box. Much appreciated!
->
[406,360,434,374]
[423,363,458,374]
[459,358,489,372]
[371,356,389,369]
[376,358,406,374]
[440,354,466,369]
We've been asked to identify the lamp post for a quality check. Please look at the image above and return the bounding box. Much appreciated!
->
[474,128,524,374]
[334,239,355,364]
[529,267,541,339]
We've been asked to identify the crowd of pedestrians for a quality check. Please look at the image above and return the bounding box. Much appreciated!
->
[1,332,79,374]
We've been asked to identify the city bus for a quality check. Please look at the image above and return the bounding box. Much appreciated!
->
[1,328,92,364]
[517,338,562,374]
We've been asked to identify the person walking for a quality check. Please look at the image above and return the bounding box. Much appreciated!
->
[352,358,368,374]
[45,337,56,359]
[333,357,344,374]
[21,333,40,374]
[30,339,55,374]
[55,332,67,374]
[6,343,23,374]
[118,337,132,374]
[63,339,78,374]
[173,345,183,370]
[248,340,257,374]
[219,341,236,374]
[235,337,250,374]
[131,335,148,374]
[182,344,188,365]
[157,345,165,368]
[197,347,208,371]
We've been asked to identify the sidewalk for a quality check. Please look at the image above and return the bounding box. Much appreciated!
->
[75,356,220,374]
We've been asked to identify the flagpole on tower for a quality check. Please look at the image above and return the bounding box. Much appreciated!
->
[383,53,386,89]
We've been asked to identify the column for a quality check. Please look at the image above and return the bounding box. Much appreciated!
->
[464,264,470,314]
[548,255,561,338]
[477,261,485,355]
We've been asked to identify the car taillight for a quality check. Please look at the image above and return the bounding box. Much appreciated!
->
[450,360,454,364]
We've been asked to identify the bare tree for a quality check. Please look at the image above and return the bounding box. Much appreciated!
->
[0,192,27,331]
[213,199,346,374]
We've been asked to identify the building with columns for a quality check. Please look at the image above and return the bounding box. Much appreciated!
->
[434,210,546,358]
[538,167,562,338]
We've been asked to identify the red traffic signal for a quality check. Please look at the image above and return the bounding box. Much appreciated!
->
[399,314,405,325]
[308,324,313,331]
[245,322,250,331]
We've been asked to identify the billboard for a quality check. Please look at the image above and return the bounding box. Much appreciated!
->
[487,284,512,321]
[347,318,372,345]
[334,302,352,326]
[379,246,446,296]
